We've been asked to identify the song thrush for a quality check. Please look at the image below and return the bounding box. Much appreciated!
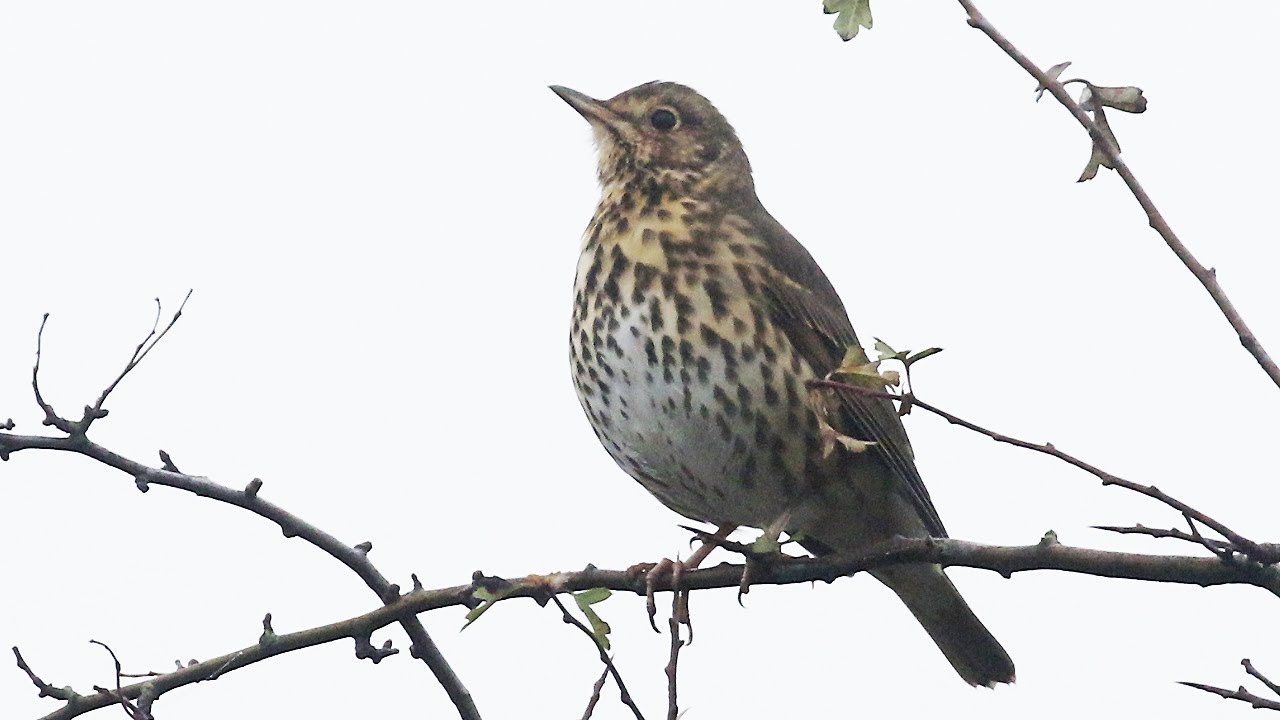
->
[553,81,1015,687]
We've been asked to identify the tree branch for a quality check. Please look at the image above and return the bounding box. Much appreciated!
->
[955,0,1280,390]
[15,534,1280,719]
[3,306,480,720]
[808,378,1280,566]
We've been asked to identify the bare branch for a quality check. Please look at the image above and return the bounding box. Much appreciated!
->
[87,640,146,720]
[1092,524,1234,555]
[82,292,192,434]
[4,309,481,720]
[808,378,1280,566]
[665,608,683,720]
[1244,659,1280,699]
[1179,681,1280,711]
[955,0,1280,390]
[12,647,81,704]
[551,595,645,720]
[17,535,1280,719]
[579,664,611,720]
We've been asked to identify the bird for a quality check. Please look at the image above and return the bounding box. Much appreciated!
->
[552,80,1015,687]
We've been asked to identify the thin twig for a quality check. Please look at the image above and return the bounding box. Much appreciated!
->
[550,595,645,720]
[12,647,80,703]
[807,378,1279,565]
[7,306,480,720]
[31,314,74,434]
[579,664,611,720]
[665,603,684,720]
[955,0,1280,389]
[86,293,190,427]
[1244,659,1280,698]
[1092,524,1234,555]
[1179,681,1280,711]
[88,640,146,720]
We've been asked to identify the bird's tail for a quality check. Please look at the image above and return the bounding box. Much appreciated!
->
[872,564,1016,687]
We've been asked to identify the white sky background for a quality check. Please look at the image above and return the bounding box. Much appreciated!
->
[2,2,1278,718]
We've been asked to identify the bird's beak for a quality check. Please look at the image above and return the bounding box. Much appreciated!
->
[550,85,633,140]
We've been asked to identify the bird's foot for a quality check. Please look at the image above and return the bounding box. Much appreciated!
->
[628,523,737,638]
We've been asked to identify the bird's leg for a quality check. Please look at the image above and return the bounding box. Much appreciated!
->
[671,523,736,640]
[739,512,792,602]
[632,523,736,635]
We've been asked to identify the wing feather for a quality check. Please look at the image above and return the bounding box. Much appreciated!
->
[746,208,948,538]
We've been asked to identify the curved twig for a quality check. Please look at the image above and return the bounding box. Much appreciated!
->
[807,378,1279,566]
[956,0,1280,389]
[4,304,480,720]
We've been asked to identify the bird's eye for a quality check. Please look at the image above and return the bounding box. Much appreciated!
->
[649,108,678,131]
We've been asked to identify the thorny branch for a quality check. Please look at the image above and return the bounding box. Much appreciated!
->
[1181,659,1280,711]
[550,596,645,720]
[11,533,1280,719]
[955,0,1280,390]
[3,302,480,720]
[7,301,1280,718]
[665,607,683,720]
[808,378,1280,567]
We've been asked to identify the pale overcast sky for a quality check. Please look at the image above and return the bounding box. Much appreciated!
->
[3,2,1278,718]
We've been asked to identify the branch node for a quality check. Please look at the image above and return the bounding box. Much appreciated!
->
[381,584,401,604]
[158,449,180,473]
[259,613,277,646]
[244,478,263,499]
[354,633,399,664]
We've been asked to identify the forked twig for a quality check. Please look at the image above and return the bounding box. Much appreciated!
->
[956,0,1279,389]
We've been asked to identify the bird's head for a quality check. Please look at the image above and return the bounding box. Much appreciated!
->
[551,81,753,197]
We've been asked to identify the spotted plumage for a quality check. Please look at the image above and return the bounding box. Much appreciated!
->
[554,81,1014,687]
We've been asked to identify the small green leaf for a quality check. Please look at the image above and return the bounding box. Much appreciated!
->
[574,588,612,607]
[573,590,613,651]
[823,0,873,41]
[462,586,516,629]
[872,337,902,361]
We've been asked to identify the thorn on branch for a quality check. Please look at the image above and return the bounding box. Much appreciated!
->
[244,478,263,498]
[470,570,510,595]
[354,541,373,555]
[354,633,399,664]
[158,450,180,473]
[1179,680,1280,711]
[259,614,277,646]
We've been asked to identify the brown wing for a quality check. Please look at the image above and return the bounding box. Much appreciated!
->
[745,205,949,539]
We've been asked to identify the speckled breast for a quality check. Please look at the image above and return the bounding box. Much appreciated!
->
[569,191,823,529]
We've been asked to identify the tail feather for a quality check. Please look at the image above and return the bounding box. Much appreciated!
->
[872,564,1015,687]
